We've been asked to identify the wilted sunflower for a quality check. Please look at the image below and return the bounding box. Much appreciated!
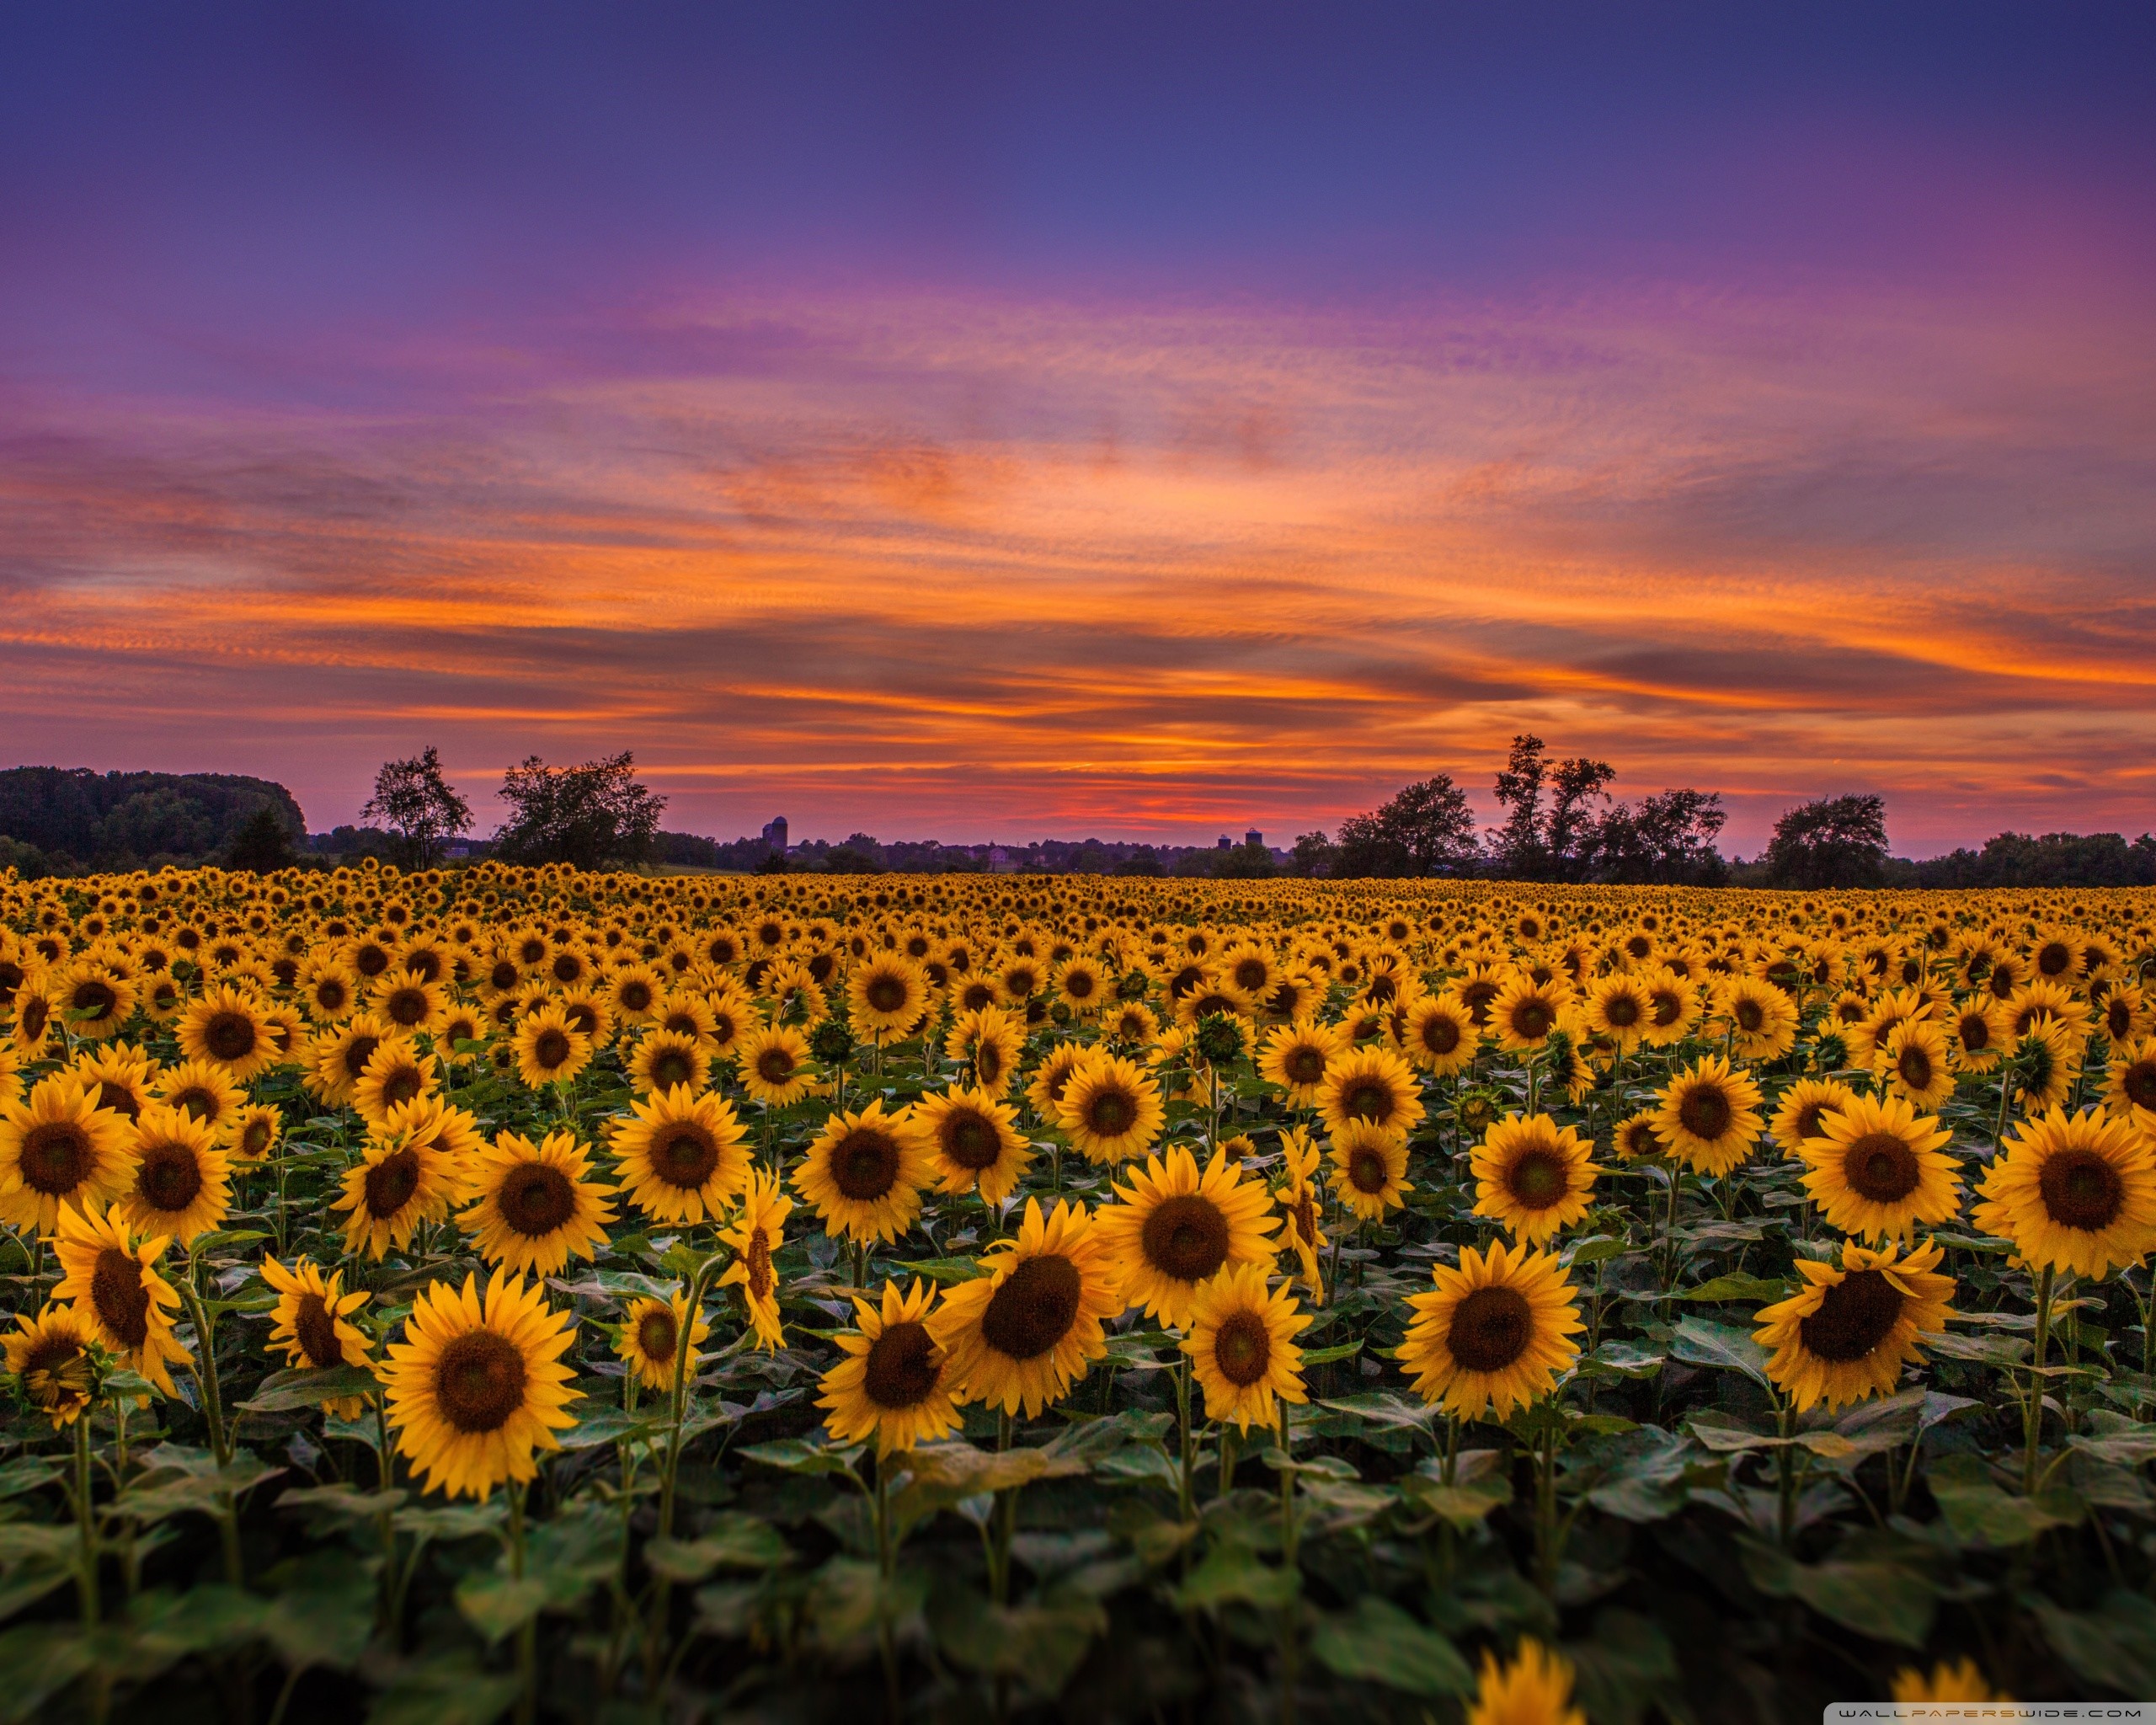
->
[1796,1092,1960,1243]
[1329,1119,1411,1223]
[1754,1238,1953,1412]
[628,1028,710,1097]
[50,1202,189,1395]
[738,1024,817,1107]
[1876,1018,1955,1111]
[1260,1017,1344,1106]
[512,1004,592,1092]
[261,1257,375,1418]
[354,1039,440,1131]
[944,1005,1025,1094]
[1184,1261,1309,1433]
[117,1103,232,1247]
[1401,996,1477,1076]
[152,1058,247,1146]
[1094,1146,1279,1327]
[460,1130,617,1276]
[0,1073,138,1232]
[817,1278,962,1457]
[1057,1055,1166,1166]
[4,1304,99,1429]
[718,1168,793,1350]
[1316,1045,1426,1146]
[1769,1077,1855,1156]
[930,1197,1121,1416]
[915,1084,1033,1204]
[381,1270,581,1498]
[608,1084,752,1225]
[795,1100,933,1244]
[846,955,929,1044]
[1399,1240,1583,1421]
[1972,1106,2156,1279]
[1470,1113,1600,1245]
[1651,1054,1763,1177]
[333,1111,466,1260]
[1466,1640,1586,1725]
[1275,1126,1329,1298]
[2102,1034,2156,1130]
[614,1290,711,1394]
[1490,974,1572,1055]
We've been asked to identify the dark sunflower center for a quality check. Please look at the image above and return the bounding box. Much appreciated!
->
[1286,1045,1328,1083]
[637,1308,678,1363]
[380,1066,424,1108]
[341,1034,382,1081]
[293,1291,344,1366]
[1340,1079,1394,1124]
[552,955,582,985]
[1509,1001,1552,1040]
[1959,1015,1991,1052]
[1650,991,1685,1028]
[1065,969,1097,998]
[756,1047,796,1085]
[1460,981,1500,1023]
[651,1048,696,1090]
[941,1110,1003,1171]
[1447,1285,1533,1373]
[488,961,520,991]
[1896,1045,1935,1091]
[2122,1062,2156,1112]
[620,980,654,1012]
[1843,1132,1920,1203]
[96,1082,141,1122]
[1348,1145,1391,1195]
[2037,943,2073,977]
[499,1162,578,1236]
[1233,959,1268,992]
[533,1029,571,1069]
[355,946,390,977]
[91,1247,151,1348]
[1214,1311,1273,1386]
[1678,1087,1732,1140]
[204,1011,257,1060]
[2039,1146,2126,1231]
[1506,1147,1567,1209]
[239,1115,274,1156]
[364,1147,423,1217]
[1736,1000,1764,1031]
[979,1254,1083,1359]
[1085,1086,1137,1135]
[19,1122,93,1194]
[654,1124,719,1188]
[433,1329,528,1434]
[136,1140,204,1212]
[866,975,908,1013]
[862,1320,941,1409]
[1797,1269,1905,1361]
[382,988,424,1028]
[745,1228,775,1300]
[1423,1014,1464,1053]
[73,980,117,1018]
[22,1335,88,1407]
[1792,1101,1830,1140]
[833,1129,901,1199]
[1140,1194,1230,1282]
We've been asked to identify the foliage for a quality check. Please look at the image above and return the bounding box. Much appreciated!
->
[491,752,666,870]
[1766,793,1891,889]
[359,748,473,871]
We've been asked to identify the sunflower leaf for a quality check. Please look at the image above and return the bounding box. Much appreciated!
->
[238,1365,382,1413]
[1669,1316,1772,1388]
[1309,1595,1473,1695]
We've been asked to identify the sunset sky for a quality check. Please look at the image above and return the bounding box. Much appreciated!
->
[3,4,2153,854]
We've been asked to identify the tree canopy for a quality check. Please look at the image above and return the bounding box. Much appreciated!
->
[492,751,666,870]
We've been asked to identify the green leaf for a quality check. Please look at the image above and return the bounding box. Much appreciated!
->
[1669,1316,1772,1388]
[1314,1391,1444,1439]
[1309,1596,1473,1696]
[0,1458,61,1500]
[238,1365,382,1413]
[258,1556,376,1672]
[0,1624,89,1724]
[1925,1331,2032,1365]
[1580,1341,1665,1381]
[2030,1589,2156,1696]
[928,1590,1107,1698]
[1299,1339,1361,1365]
[125,1583,269,1656]
[366,1655,520,1725]
[1678,1273,1790,1304]
[738,1437,862,1478]
[1401,1472,1513,1529]
[1925,1453,2076,1547]
[454,1573,549,1645]
[1563,1235,1630,1267]
[1171,1547,1296,1611]
[891,1256,990,1284]
[894,1441,1090,1531]
[0,1564,72,1623]
[643,1516,793,1583]
[1740,1545,1935,1648]
[1584,1429,1693,1524]
[1566,1609,1682,1725]
[805,1557,927,1652]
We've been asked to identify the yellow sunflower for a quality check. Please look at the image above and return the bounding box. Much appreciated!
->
[512,1004,592,1092]
[627,1028,711,1097]
[1754,1238,1954,1412]
[333,1111,466,1260]
[1056,1054,1166,1166]
[1470,1113,1600,1245]
[1023,1041,1091,1125]
[72,1042,157,1125]
[928,1197,1121,1416]
[1316,1044,1426,1147]
[1796,1092,1961,1243]
[4,1304,99,1429]
[1581,975,1652,1055]
[1094,1146,1280,1327]
[1612,1108,1664,1162]
[2102,1034,2156,1130]
[915,1085,1033,1204]
[1398,1240,1582,1421]
[50,1202,189,1395]
[1054,956,1107,1017]
[1876,1018,1955,1110]
[1891,1660,2008,1703]
[817,1278,962,1457]
[1490,974,1572,1055]
[1639,968,1700,1047]
[56,961,137,1042]
[737,1024,816,1107]
[116,1103,232,1247]
[846,955,929,1044]
[1274,1126,1329,1299]
[306,1012,397,1108]
[152,1058,247,1146]
[353,1039,440,1132]
[260,1257,375,1418]
[1972,1106,2156,1279]
[371,970,451,1038]
[1769,1077,1855,1156]
[459,1130,617,1276]
[1260,1017,1346,1105]
[1401,996,1478,1076]
[614,1290,711,1394]
[1183,1261,1309,1434]
[228,1103,282,1164]
[607,1084,753,1226]
[1650,1054,1763,1177]
[718,1168,793,1350]
[1945,996,2010,1075]
[1467,1640,1586,1725]
[944,1005,1025,1094]
[1716,975,1799,1062]
[794,1100,933,1244]
[2011,1015,2084,1114]
[1329,1119,1412,1223]
[0,1073,138,1233]
[298,958,361,1024]
[381,1270,581,1498]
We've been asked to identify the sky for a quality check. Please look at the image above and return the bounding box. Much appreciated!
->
[3,3,2153,856]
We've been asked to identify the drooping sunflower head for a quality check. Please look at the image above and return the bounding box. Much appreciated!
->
[1754,1238,1955,1413]
[1973,1105,2156,1279]
[1056,1054,1166,1166]
[1095,1146,1281,1328]
[0,1072,138,1233]
[793,1099,933,1244]
[1398,1239,1583,1422]
[608,1084,752,1226]
[816,1278,961,1458]
[1470,1113,1599,1245]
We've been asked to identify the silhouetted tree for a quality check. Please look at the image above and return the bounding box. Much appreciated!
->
[1335,776,1478,878]
[1588,789,1728,884]
[360,746,472,870]
[225,806,298,873]
[1764,794,1889,889]
[493,751,666,870]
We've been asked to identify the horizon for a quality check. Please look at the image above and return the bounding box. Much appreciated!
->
[5,6,2153,852]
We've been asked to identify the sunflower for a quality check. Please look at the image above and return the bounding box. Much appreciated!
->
[152,1058,247,1145]
[1054,956,1107,1017]
[1183,1261,1309,1434]
[1056,1055,1166,1166]
[7,984,60,1059]
[381,1270,581,1498]
[307,1012,397,1108]
[1316,1045,1426,1146]
[72,1043,157,1125]
[1466,1640,1586,1725]
[1329,1120,1411,1223]
[628,1028,711,1097]
[1258,1018,1343,1107]
[605,964,667,1026]
[846,955,929,1044]
[718,1168,793,1350]
[4,1304,99,1429]
[738,1024,816,1107]
[1890,1660,2008,1703]
[1639,968,1700,1046]
[333,1111,465,1260]
[1274,1126,1329,1298]
[1094,1146,1280,1327]
[459,1130,617,1276]
[220,1103,279,1167]
[56,961,137,1041]
[915,1085,1033,1204]
[794,1100,933,1244]
[1754,1238,1954,1413]
[371,971,451,1037]
[1972,1106,2156,1278]
[1582,975,1652,1054]
[817,1279,962,1457]
[2100,982,2149,1047]
[1399,1240,1583,1421]
[945,1005,1025,1094]
[117,1103,232,1247]
[1394,996,1473,1077]
[608,1084,753,1225]
[2010,1015,2084,1114]
[2005,977,2092,1041]
[1102,1000,1161,1047]
[353,1039,440,1131]
[1488,974,1571,1055]
[614,1290,712,1394]
[298,959,361,1023]
[1716,975,1799,1061]
[1650,1054,1764,1177]
[512,1004,592,1092]
[1471,1114,1600,1245]
[1769,1077,1855,1156]
[1876,1018,1954,1110]
[1611,1108,1664,1162]
[1796,1092,1960,1243]
[50,1203,189,1395]
[1024,1040,1091,1124]
[1945,996,2010,1075]
[2103,1034,2156,1130]
[0,1074,137,1232]
[929,1197,1122,1416]
[260,1257,375,1418]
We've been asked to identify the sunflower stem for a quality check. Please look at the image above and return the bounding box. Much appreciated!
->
[1277,1395,1299,1725]
[874,1461,902,1722]
[173,1273,232,1470]
[70,1412,99,1630]
[2025,1263,2057,1493]
[1217,1423,1239,1498]
[1175,1349,1195,1525]
[509,1480,536,1725]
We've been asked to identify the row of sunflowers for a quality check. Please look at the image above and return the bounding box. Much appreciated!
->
[1,862,2154,1721]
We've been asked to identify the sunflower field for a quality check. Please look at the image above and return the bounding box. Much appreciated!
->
[2,863,2154,1722]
